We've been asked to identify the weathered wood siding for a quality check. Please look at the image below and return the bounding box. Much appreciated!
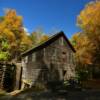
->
[22,36,75,87]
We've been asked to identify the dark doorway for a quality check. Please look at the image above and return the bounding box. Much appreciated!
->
[3,64,16,92]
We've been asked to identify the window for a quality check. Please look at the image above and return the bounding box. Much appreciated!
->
[32,53,36,62]
[70,53,74,64]
[67,53,69,63]
[25,56,28,63]
[62,51,66,55]
[52,49,57,60]
[41,69,48,81]
[28,54,32,62]
[43,48,45,57]
[61,37,63,45]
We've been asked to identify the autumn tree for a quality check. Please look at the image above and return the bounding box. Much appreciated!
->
[30,27,49,46]
[0,9,32,61]
[71,32,94,65]
[77,0,100,65]
[72,0,100,79]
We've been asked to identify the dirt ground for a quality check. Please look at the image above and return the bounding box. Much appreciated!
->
[0,89,100,100]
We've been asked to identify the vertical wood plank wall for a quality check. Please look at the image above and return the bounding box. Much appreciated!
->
[22,36,76,87]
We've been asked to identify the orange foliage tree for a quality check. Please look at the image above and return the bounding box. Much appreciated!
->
[71,0,100,79]
[77,0,100,65]
[0,9,32,61]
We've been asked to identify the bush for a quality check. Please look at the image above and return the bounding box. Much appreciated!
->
[76,69,89,82]
[64,78,82,90]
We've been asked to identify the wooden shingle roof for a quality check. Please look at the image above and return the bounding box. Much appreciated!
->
[21,31,75,57]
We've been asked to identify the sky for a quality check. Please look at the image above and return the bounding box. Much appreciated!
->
[0,0,91,38]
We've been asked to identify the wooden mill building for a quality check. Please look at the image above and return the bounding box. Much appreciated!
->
[21,31,76,88]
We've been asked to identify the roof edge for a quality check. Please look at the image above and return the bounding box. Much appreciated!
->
[21,31,75,57]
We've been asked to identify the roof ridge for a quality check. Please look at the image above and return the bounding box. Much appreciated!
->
[21,31,75,57]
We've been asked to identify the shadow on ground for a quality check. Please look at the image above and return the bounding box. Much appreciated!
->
[0,89,100,100]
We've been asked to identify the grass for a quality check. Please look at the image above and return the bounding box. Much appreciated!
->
[0,89,7,97]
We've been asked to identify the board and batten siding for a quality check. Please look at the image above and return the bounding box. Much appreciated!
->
[21,36,75,88]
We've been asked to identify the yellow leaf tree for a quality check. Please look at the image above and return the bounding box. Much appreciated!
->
[0,9,32,61]
[77,0,100,64]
